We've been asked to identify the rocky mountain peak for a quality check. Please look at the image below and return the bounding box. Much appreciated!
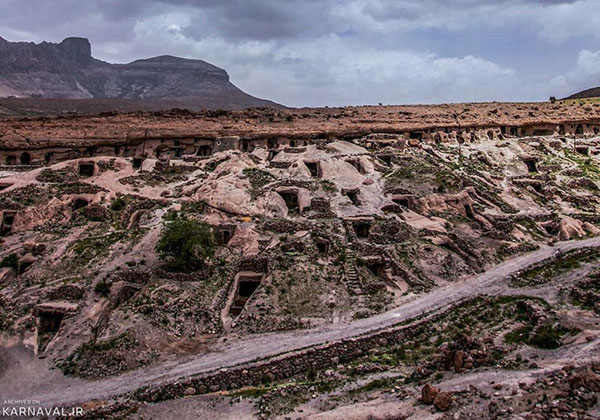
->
[0,36,280,109]
[57,37,92,65]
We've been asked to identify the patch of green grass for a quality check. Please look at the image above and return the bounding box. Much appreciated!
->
[511,248,600,287]
[70,231,127,266]
[504,325,533,344]
[243,168,275,198]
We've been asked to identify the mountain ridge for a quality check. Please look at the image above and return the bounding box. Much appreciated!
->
[564,86,600,100]
[0,36,282,109]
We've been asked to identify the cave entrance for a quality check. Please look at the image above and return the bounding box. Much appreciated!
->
[196,145,212,157]
[575,146,589,156]
[487,131,494,140]
[78,162,95,177]
[343,189,361,206]
[523,158,538,173]
[37,309,64,351]
[72,198,89,211]
[44,152,54,165]
[576,125,584,136]
[241,140,250,152]
[366,260,388,280]
[19,152,31,165]
[510,127,519,137]
[267,139,278,149]
[464,204,475,219]
[392,196,410,209]
[5,155,17,166]
[278,191,299,212]
[133,158,144,169]
[379,155,392,165]
[353,222,371,239]
[86,147,96,157]
[409,132,423,141]
[543,224,559,236]
[1,211,16,236]
[304,161,321,178]
[229,273,263,317]
[315,238,330,256]
[215,225,236,246]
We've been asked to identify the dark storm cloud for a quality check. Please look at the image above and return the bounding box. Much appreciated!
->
[0,0,599,106]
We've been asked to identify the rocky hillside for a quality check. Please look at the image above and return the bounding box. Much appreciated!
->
[564,86,600,100]
[0,37,281,109]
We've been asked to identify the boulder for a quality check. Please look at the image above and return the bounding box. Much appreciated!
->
[433,391,452,411]
[421,383,439,404]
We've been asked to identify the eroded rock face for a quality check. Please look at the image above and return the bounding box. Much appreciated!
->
[0,37,280,109]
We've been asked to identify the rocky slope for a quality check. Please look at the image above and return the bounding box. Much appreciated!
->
[0,36,281,109]
[565,87,600,100]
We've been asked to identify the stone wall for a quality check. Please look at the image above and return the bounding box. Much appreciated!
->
[132,303,464,403]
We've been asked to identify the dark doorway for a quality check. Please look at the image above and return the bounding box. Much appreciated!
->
[392,197,410,208]
[353,222,370,239]
[229,273,262,317]
[409,132,423,141]
[19,152,31,165]
[37,310,64,351]
[1,211,16,235]
[133,158,144,169]
[215,225,235,246]
[72,198,89,211]
[464,204,474,219]
[576,125,584,135]
[366,261,387,280]
[196,145,212,156]
[79,163,95,177]
[344,189,361,206]
[315,238,330,256]
[523,158,537,173]
[86,147,96,157]
[279,191,299,211]
[45,152,53,165]
[304,161,320,178]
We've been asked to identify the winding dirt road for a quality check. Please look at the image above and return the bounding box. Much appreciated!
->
[4,236,600,408]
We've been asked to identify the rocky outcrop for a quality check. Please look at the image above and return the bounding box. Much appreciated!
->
[0,37,281,109]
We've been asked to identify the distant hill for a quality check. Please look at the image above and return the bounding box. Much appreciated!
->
[564,87,600,100]
[0,36,282,110]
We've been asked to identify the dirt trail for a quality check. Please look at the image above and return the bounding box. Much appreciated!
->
[4,236,600,407]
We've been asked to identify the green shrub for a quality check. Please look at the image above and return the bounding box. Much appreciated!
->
[530,323,571,349]
[94,280,111,296]
[0,254,19,271]
[155,217,215,271]
[109,197,127,212]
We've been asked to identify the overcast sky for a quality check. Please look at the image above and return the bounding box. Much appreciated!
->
[1,0,600,107]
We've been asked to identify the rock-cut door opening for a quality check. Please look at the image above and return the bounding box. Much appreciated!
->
[229,273,263,317]
[523,158,537,173]
[1,211,16,236]
[278,191,299,212]
[79,162,95,177]
[304,161,321,178]
[37,309,64,351]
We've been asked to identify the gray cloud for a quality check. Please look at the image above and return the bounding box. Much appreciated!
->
[0,0,599,106]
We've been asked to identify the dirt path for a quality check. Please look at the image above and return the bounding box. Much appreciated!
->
[5,236,600,407]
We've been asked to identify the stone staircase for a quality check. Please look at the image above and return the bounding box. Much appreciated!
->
[344,248,363,298]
